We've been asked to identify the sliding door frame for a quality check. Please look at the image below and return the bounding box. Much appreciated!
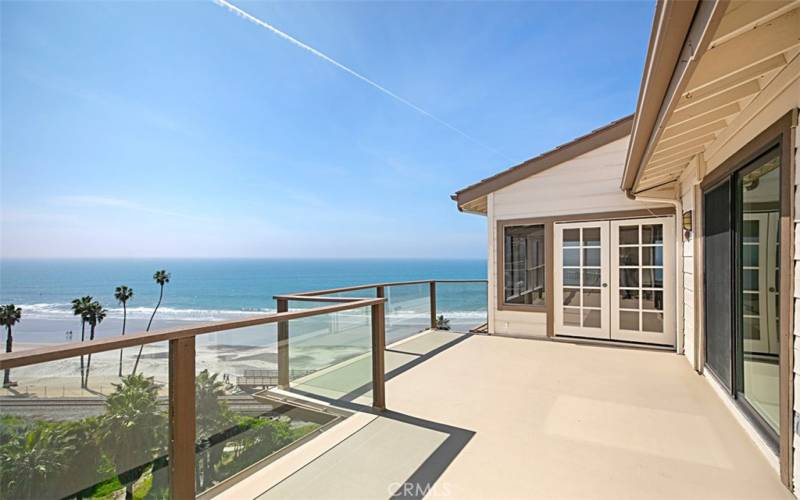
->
[699,110,796,487]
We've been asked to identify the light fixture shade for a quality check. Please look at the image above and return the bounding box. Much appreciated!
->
[682,210,693,239]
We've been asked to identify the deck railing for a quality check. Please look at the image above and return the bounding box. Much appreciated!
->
[0,278,486,499]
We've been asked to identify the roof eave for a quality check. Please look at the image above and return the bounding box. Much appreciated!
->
[454,114,634,210]
[623,0,729,193]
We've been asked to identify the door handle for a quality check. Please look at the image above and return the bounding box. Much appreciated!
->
[602,283,608,288]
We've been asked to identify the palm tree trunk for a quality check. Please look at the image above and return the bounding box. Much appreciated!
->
[118,302,127,377]
[132,286,163,375]
[3,325,12,386]
[79,321,86,388]
[84,323,96,387]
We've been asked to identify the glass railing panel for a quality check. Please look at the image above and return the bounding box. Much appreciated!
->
[286,305,372,402]
[194,324,339,495]
[0,342,171,499]
[385,283,430,344]
[435,281,488,332]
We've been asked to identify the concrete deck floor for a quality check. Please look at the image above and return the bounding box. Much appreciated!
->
[218,331,793,499]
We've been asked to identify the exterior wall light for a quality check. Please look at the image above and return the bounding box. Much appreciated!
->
[682,210,693,240]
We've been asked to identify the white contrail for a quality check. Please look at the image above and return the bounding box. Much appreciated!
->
[212,0,509,160]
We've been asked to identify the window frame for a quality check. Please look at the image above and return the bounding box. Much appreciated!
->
[497,219,552,313]
[498,222,551,312]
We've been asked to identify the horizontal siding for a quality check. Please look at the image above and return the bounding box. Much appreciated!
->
[493,137,669,219]
[679,177,697,370]
[493,310,547,337]
[792,116,799,489]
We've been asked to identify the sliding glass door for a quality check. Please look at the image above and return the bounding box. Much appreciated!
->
[704,145,781,441]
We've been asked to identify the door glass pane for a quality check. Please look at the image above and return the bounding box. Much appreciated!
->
[641,269,663,288]
[563,269,580,286]
[563,288,580,307]
[642,312,663,332]
[582,309,601,328]
[582,269,601,287]
[641,246,663,266]
[563,228,580,247]
[583,227,601,246]
[642,224,663,244]
[619,247,638,266]
[642,290,663,310]
[564,307,580,326]
[619,226,639,245]
[563,248,580,266]
[738,146,780,434]
[619,290,639,309]
[583,248,601,267]
[620,311,639,330]
[620,269,639,288]
[582,289,601,308]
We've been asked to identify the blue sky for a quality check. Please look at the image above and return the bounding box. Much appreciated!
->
[1,0,655,259]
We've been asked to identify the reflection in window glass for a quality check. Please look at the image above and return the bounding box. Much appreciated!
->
[641,246,663,266]
[583,248,600,267]
[563,288,580,307]
[620,311,639,331]
[738,146,781,433]
[564,308,580,326]
[642,312,663,332]
[619,247,638,266]
[619,290,639,309]
[504,225,546,306]
[642,225,663,244]
[582,309,601,328]
[619,226,639,245]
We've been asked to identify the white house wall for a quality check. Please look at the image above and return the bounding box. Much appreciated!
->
[488,135,671,337]
[492,137,666,220]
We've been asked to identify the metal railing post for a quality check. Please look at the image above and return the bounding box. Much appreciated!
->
[429,281,437,330]
[277,298,289,388]
[169,337,196,499]
[371,298,386,410]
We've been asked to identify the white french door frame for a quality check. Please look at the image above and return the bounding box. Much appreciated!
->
[554,216,676,346]
[609,217,676,346]
[554,221,610,339]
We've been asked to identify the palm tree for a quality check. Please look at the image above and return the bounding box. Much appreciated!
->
[114,286,134,377]
[195,370,231,490]
[71,296,93,386]
[132,270,170,375]
[102,374,166,500]
[0,304,22,387]
[0,423,72,498]
[82,301,108,388]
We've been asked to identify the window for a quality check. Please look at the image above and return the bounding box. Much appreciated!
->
[504,225,546,306]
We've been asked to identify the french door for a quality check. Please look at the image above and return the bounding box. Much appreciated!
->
[555,217,675,345]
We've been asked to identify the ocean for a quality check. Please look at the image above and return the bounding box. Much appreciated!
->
[0,259,487,346]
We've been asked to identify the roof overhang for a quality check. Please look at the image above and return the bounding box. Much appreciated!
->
[453,115,633,214]
[623,0,800,194]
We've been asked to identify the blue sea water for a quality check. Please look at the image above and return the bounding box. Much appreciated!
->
[0,259,487,343]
